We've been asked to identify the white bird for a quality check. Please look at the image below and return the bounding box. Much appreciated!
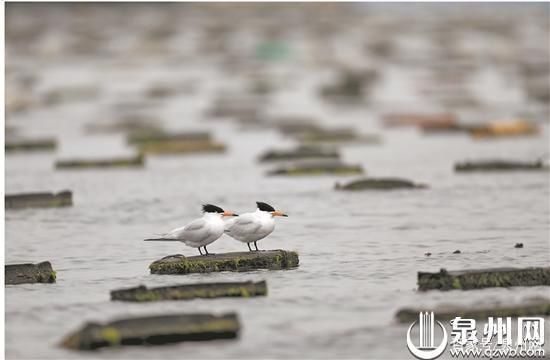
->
[144,204,238,255]
[224,201,288,251]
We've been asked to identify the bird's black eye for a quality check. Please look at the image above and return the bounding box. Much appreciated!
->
[202,204,224,213]
[256,201,275,212]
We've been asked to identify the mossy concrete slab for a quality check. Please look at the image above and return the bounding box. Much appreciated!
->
[455,160,548,172]
[55,154,144,169]
[127,131,211,145]
[111,281,267,302]
[150,250,299,275]
[5,261,56,285]
[267,161,363,176]
[61,313,239,350]
[137,140,226,155]
[6,190,72,209]
[335,177,427,191]
[5,138,57,152]
[259,146,340,162]
[418,267,550,291]
[395,299,550,323]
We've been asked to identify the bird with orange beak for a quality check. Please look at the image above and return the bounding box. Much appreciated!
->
[145,204,238,255]
[224,201,288,251]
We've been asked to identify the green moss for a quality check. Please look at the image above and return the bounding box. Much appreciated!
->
[451,278,461,289]
[100,327,121,345]
[239,287,250,297]
[150,250,299,275]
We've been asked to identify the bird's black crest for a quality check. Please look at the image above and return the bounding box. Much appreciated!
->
[202,204,224,213]
[256,201,275,212]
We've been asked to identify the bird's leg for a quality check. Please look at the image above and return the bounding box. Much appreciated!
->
[204,246,210,255]
[254,241,259,251]
[247,242,252,252]
[198,247,203,256]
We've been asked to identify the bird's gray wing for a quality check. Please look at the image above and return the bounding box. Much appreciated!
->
[167,218,208,241]
[226,214,262,237]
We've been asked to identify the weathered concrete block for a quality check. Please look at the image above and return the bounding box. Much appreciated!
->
[418,267,550,291]
[150,250,299,275]
[137,140,226,155]
[455,160,548,172]
[335,177,427,190]
[127,131,211,145]
[259,146,340,162]
[5,261,56,285]
[55,154,144,169]
[267,160,363,176]
[395,299,550,323]
[111,281,267,302]
[6,190,72,209]
[5,138,57,152]
[61,313,240,350]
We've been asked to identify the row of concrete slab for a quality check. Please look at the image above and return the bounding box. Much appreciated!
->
[5,255,549,350]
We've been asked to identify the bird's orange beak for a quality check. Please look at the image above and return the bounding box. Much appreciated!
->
[223,210,238,217]
[272,210,288,217]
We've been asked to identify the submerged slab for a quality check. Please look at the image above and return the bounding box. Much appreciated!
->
[455,160,548,172]
[55,154,144,169]
[127,131,211,145]
[5,138,57,152]
[259,146,340,162]
[418,267,550,291]
[6,190,72,209]
[5,261,56,285]
[335,177,427,190]
[150,250,299,275]
[111,281,267,302]
[395,299,550,323]
[137,140,226,155]
[267,160,363,176]
[61,313,239,350]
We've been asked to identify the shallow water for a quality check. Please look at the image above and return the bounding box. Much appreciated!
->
[5,3,550,359]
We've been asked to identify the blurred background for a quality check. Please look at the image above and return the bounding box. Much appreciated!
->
[5,2,550,359]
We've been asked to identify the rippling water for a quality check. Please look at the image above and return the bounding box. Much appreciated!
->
[5,3,550,359]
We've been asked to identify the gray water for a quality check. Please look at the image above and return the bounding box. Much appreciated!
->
[5,3,550,359]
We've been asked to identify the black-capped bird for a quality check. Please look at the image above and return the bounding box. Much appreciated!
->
[224,201,288,251]
[145,204,238,255]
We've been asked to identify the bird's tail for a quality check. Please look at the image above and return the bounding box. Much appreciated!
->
[144,238,178,241]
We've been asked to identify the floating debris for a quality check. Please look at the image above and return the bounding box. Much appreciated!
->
[5,138,57,152]
[259,145,340,162]
[5,261,56,285]
[515,243,524,248]
[61,313,240,350]
[111,281,267,302]
[453,250,461,254]
[55,154,144,169]
[418,267,550,291]
[455,160,548,172]
[267,160,363,176]
[6,190,72,209]
[395,299,550,323]
[335,177,427,191]
[149,250,299,275]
